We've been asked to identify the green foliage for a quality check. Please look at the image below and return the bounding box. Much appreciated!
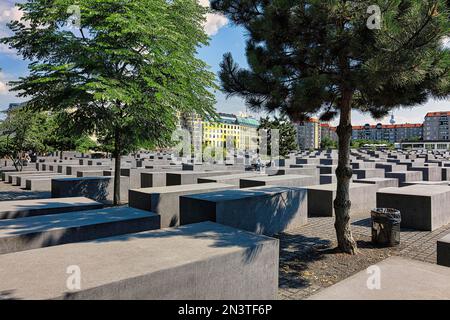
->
[212,0,449,120]
[351,139,394,149]
[0,107,50,170]
[321,136,338,149]
[2,0,217,204]
[258,116,298,158]
[2,0,217,155]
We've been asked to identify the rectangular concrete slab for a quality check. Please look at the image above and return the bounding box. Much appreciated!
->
[128,183,234,228]
[353,178,399,189]
[180,186,308,236]
[0,207,160,254]
[307,183,377,217]
[240,174,318,188]
[198,173,267,187]
[0,197,103,220]
[308,257,450,300]
[0,222,279,300]
[377,185,450,231]
[437,234,450,267]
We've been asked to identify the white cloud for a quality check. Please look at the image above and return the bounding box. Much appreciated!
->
[198,0,228,36]
[443,36,450,48]
[0,5,23,23]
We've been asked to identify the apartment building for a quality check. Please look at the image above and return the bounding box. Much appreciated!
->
[295,118,320,150]
[423,112,450,141]
[351,123,423,143]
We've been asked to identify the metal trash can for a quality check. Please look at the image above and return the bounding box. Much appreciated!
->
[371,208,401,247]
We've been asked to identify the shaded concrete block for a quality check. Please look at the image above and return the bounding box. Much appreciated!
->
[0,222,279,300]
[402,181,448,186]
[375,163,407,172]
[5,171,39,184]
[128,183,234,228]
[0,207,160,254]
[140,172,167,188]
[353,178,399,189]
[385,171,423,185]
[76,170,105,177]
[437,234,450,268]
[307,183,377,217]
[0,197,103,220]
[51,176,130,204]
[26,175,73,191]
[377,185,450,231]
[180,186,307,236]
[352,168,385,179]
[166,171,239,186]
[320,174,336,185]
[17,173,61,188]
[240,174,318,188]
[437,234,450,267]
[198,173,267,187]
[407,166,441,181]
[308,257,450,300]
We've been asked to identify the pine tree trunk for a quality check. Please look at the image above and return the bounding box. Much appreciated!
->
[334,94,358,255]
[113,129,121,206]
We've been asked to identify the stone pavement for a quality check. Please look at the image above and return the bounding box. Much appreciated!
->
[277,216,450,300]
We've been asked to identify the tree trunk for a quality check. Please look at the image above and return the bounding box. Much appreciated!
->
[113,128,121,206]
[334,93,358,255]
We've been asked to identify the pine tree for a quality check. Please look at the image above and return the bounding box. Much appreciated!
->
[211,0,450,254]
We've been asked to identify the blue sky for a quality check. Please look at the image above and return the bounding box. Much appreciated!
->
[0,0,448,126]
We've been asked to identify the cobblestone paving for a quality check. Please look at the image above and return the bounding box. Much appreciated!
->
[277,216,450,300]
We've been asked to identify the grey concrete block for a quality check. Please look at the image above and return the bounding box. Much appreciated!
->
[180,186,308,236]
[308,257,450,300]
[129,183,234,228]
[437,234,450,267]
[0,207,160,254]
[377,185,450,231]
[166,171,239,186]
[352,168,385,179]
[307,183,377,217]
[240,174,318,188]
[25,175,73,191]
[140,172,167,188]
[353,178,399,189]
[198,173,267,187]
[0,197,103,220]
[51,176,130,204]
[0,222,279,300]
[407,166,441,181]
[385,171,423,185]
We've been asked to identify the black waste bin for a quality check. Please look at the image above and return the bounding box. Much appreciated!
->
[371,208,401,247]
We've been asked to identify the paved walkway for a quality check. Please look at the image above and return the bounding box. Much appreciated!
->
[277,216,450,299]
[0,182,51,201]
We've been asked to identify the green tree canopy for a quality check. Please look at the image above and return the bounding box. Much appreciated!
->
[258,115,298,158]
[2,0,217,204]
[212,0,449,254]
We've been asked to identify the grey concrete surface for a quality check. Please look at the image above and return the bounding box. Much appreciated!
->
[308,257,450,300]
[0,197,103,220]
[0,207,160,254]
[437,233,450,267]
[240,174,318,188]
[166,171,238,186]
[377,185,450,231]
[0,222,279,300]
[353,177,399,189]
[180,186,308,236]
[51,176,130,204]
[128,183,234,228]
[198,173,267,187]
[307,183,377,217]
